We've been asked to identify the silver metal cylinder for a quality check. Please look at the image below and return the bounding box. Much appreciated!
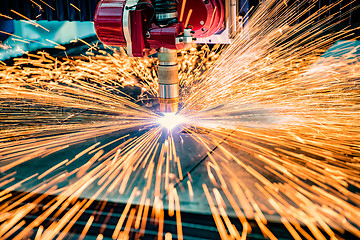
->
[158,47,179,113]
[159,84,179,99]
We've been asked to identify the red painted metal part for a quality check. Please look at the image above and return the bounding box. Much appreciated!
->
[94,0,224,55]
[148,23,185,50]
[178,0,225,38]
[130,9,147,57]
[94,0,127,47]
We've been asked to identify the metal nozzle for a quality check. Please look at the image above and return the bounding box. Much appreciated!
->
[158,47,179,113]
[159,98,179,113]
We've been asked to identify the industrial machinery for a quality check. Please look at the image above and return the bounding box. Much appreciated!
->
[0,0,237,113]
[93,0,237,112]
[2,0,359,112]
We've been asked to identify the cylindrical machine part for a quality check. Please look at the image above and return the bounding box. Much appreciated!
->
[158,47,179,113]
[159,98,179,113]
[152,0,178,27]
[159,84,179,98]
[94,0,127,47]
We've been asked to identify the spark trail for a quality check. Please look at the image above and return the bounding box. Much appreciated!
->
[0,0,360,239]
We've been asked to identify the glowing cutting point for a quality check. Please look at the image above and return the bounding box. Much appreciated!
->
[157,113,185,130]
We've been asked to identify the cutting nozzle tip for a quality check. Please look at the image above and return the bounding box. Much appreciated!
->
[159,98,179,113]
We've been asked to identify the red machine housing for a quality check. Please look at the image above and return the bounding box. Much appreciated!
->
[94,0,225,57]
[94,0,127,47]
[178,0,225,38]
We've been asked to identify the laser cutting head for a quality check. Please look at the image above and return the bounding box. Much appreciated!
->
[94,0,238,113]
[158,47,179,113]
